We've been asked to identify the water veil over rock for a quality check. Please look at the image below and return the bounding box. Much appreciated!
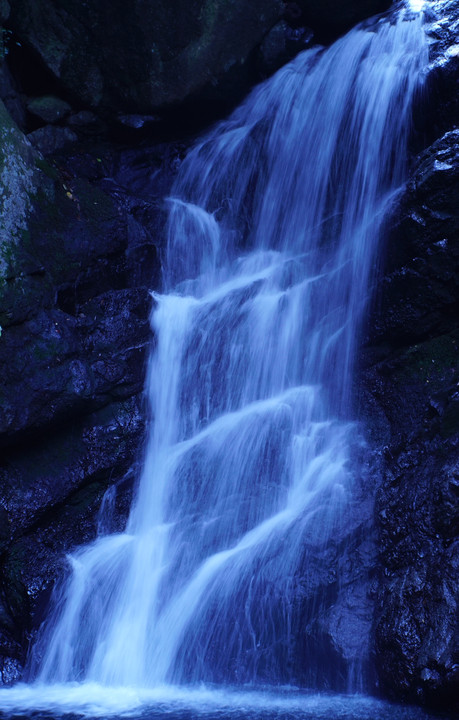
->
[3,2,429,710]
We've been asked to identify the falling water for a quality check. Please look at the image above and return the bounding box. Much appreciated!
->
[23,4,428,701]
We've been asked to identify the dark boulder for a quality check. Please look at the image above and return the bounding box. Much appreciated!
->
[26,95,71,125]
[6,0,394,119]
[7,0,283,115]
[26,125,77,154]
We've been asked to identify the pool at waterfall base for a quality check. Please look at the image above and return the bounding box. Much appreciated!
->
[0,684,452,720]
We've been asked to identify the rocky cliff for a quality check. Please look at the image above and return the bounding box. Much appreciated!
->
[359,2,459,708]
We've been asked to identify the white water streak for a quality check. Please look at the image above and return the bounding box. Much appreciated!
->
[24,5,429,697]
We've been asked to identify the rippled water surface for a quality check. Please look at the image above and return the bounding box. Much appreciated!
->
[0,685,450,720]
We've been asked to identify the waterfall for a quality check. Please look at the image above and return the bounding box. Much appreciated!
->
[28,5,427,694]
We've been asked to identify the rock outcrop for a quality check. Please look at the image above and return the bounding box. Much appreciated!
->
[6,0,284,115]
[359,4,459,704]
[0,103,183,682]
[6,0,390,117]
[361,127,459,713]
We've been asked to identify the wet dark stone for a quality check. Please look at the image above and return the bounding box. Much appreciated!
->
[0,63,25,129]
[360,99,459,712]
[0,119,185,681]
[371,130,459,347]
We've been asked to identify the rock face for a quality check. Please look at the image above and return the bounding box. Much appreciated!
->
[359,36,459,705]
[0,100,185,682]
[6,0,391,117]
[362,128,459,712]
[7,0,282,115]
[355,5,459,710]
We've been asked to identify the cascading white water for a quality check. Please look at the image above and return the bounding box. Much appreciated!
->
[27,4,428,695]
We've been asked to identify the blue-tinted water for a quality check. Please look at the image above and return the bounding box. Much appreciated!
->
[0,685,451,719]
[25,6,428,692]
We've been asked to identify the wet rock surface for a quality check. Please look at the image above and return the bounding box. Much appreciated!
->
[360,104,459,714]
[353,5,459,710]
[372,129,459,347]
[0,97,187,678]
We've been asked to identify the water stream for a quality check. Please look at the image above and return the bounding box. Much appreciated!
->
[0,3,431,718]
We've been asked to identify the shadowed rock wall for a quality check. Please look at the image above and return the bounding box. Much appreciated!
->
[6,0,390,116]
[359,3,459,709]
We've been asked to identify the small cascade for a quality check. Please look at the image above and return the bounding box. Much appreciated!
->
[28,5,428,695]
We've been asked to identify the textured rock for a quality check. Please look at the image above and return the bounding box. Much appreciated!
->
[5,0,394,117]
[356,7,459,707]
[7,0,283,114]
[373,130,459,346]
[0,294,150,443]
[27,125,77,154]
[0,101,184,680]
[361,126,459,711]
[375,436,459,709]
[0,99,36,260]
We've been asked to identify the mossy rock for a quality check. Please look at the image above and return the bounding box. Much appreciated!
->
[395,332,459,386]
[0,99,126,329]
[0,101,58,328]
[0,99,37,279]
